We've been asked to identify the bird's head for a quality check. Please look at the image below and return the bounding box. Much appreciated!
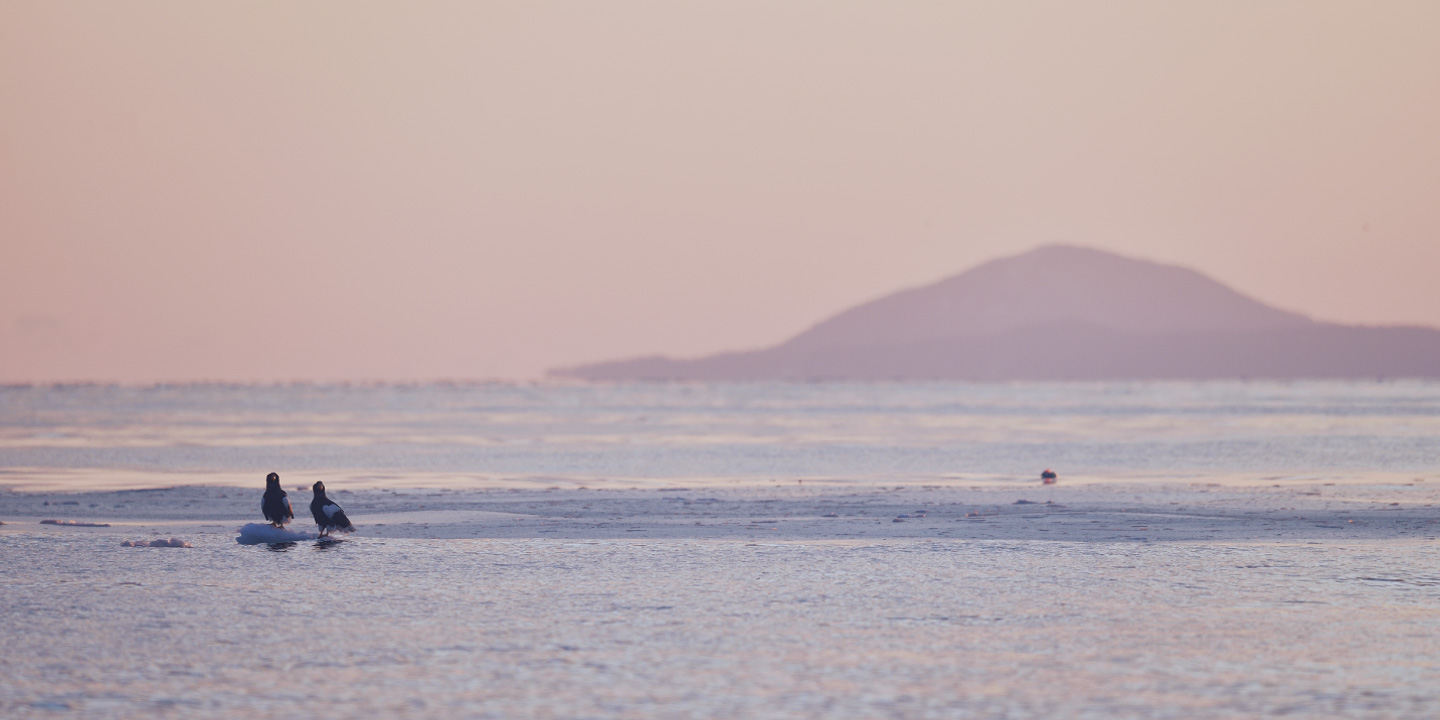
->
[265,472,280,490]
[312,481,326,495]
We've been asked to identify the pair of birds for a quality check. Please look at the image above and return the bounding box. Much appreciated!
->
[260,472,354,536]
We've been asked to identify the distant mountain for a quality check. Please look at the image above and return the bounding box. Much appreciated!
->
[551,246,1440,381]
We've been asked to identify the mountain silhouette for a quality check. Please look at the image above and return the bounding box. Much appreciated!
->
[552,246,1440,381]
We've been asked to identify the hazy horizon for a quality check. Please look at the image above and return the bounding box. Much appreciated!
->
[5,1,1439,382]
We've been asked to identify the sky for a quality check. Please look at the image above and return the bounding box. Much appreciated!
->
[3,1,1438,382]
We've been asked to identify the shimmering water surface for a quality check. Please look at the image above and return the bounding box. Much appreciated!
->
[3,382,1439,717]
[3,381,1439,486]
[6,535,1440,718]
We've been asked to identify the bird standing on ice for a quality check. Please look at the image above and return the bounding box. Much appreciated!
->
[261,472,294,527]
[310,481,355,537]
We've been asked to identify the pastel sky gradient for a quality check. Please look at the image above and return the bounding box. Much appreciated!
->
[3,1,1438,382]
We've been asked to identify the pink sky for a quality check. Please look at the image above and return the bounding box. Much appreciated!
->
[3,1,1438,382]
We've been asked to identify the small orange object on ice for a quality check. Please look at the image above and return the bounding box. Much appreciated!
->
[1041,469,1057,484]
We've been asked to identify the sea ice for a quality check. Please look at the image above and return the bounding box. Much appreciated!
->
[236,523,319,544]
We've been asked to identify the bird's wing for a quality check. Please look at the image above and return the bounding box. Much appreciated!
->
[283,497,293,516]
[322,502,354,529]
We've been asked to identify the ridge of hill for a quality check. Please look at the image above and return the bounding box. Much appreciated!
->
[552,246,1440,381]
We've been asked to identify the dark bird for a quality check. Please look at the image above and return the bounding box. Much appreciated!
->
[1041,469,1058,485]
[310,481,355,537]
[261,472,294,527]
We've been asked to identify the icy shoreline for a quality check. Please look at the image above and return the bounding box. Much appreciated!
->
[2,475,1437,543]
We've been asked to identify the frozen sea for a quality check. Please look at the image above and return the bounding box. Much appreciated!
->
[3,381,1440,718]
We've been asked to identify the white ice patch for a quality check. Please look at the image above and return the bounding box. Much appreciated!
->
[236,523,318,544]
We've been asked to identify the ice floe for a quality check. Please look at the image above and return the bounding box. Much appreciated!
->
[236,523,318,544]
